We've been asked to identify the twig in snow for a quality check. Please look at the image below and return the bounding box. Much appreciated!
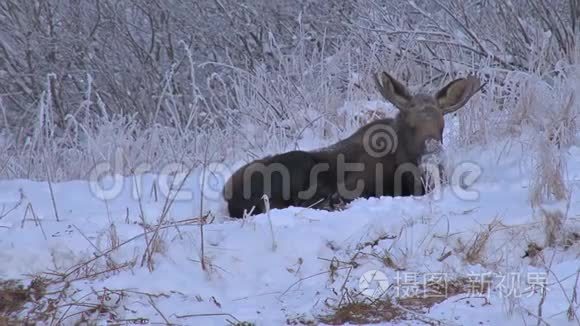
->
[21,202,47,241]
[278,267,351,299]
[262,194,277,251]
[44,152,60,222]
[568,269,580,322]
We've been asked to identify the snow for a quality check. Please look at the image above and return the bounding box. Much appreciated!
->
[1,109,580,325]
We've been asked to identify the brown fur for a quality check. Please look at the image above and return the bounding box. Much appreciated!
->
[223,72,481,218]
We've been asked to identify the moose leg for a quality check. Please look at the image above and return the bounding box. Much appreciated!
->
[307,192,347,212]
[328,192,348,210]
[312,176,354,212]
[295,174,348,212]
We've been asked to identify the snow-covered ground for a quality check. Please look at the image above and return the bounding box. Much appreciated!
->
[1,104,580,325]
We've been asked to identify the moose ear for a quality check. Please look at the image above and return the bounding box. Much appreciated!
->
[374,71,413,111]
[435,75,481,114]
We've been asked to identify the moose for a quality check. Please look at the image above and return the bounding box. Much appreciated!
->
[223,71,482,218]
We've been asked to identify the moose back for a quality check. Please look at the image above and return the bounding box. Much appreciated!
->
[223,71,481,218]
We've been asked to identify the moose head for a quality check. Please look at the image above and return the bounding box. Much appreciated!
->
[374,71,481,160]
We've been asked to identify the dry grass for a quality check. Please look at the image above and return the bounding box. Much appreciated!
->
[541,208,565,247]
[0,280,29,316]
[522,242,544,259]
[318,276,489,325]
[318,300,403,325]
[0,278,47,324]
[4,216,210,325]
[563,231,580,250]
[455,218,502,266]
[529,121,571,211]
[548,91,577,149]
